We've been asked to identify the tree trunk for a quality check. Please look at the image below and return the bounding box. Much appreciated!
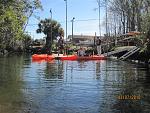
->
[123,11,126,34]
[136,2,142,32]
[137,12,141,31]
[131,10,135,31]
[126,9,131,32]
[121,11,126,34]
[45,32,52,54]
[131,1,136,31]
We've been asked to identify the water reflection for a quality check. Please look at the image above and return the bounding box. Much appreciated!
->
[0,55,26,113]
[45,61,64,79]
[0,55,150,113]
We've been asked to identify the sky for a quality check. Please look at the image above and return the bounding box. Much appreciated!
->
[26,0,106,39]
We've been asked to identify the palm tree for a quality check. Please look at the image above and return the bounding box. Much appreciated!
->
[36,18,64,53]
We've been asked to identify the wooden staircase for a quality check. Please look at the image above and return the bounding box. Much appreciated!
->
[103,47,131,56]
[118,47,140,60]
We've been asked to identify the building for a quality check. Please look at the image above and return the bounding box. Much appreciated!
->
[68,35,103,46]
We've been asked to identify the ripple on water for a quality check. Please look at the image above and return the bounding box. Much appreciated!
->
[0,56,150,113]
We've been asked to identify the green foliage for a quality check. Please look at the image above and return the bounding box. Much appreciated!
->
[0,6,24,48]
[141,13,150,35]
[37,18,64,37]
[36,18,64,47]
[108,0,150,34]
[0,0,42,51]
[107,0,150,58]
[22,33,32,48]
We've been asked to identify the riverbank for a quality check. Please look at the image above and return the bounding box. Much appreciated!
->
[106,46,149,65]
[0,48,29,57]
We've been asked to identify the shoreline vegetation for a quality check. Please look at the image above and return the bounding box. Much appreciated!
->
[0,0,42,56]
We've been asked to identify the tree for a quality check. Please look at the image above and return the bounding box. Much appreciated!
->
[0,0,42,51]
[22,33,32,50]
[23,0,43,32]
[106,0,150,61]
[36,18,64,52]
[106,0,150,35]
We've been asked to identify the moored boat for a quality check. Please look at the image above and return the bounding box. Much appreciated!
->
[32,54,106,61]
[32,54,54,60]
[58,55,106,60]
[77,55,106,60]
[58,55,77,60]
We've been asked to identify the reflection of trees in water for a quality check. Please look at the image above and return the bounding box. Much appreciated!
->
[0,55,25,113]
[44,61,64,79]
[96,61,101,78]
[77,61,86,69]
[143,69,150,85]
[23,54,32,65]
[94,60,150,113]
[112,63,150,113]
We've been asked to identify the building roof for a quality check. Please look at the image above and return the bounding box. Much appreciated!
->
[68,35,103,40]
[122,31,142,36]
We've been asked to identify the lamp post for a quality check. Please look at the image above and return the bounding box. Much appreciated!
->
[71,17,75,42]
[64,0,67,41]
[50,9,52,53]
[105,0,108,56]
[98,0,101,37]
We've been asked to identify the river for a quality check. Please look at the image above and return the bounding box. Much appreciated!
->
[0,54,150,113]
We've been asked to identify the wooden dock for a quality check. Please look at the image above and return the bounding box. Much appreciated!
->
[103,46,136,57]
[118,47,140,60]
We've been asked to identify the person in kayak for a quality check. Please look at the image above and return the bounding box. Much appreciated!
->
[58,35,64,55]
[96,37,102,55]
[77,47,86,56]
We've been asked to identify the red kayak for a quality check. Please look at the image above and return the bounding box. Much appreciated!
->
[77,55,106,60]
[32,54,54,60]
[32,54,106,61]
[59,55,77,60]
[59,55,106,60]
